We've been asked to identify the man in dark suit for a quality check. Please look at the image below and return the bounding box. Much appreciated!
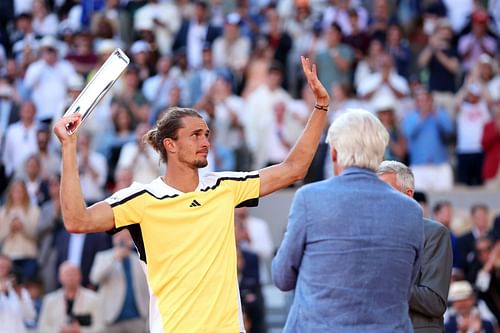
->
[464,235,500,323]
[0,78,20,196]
[0,78,20,145]
[377,160,453,333]
[273,110,423,332]
[0,79,20,127]
[236,212,266,333]
[171,1,221,69]
[457,204,491,278]
[0,0,14,52]
[55,230,112,288]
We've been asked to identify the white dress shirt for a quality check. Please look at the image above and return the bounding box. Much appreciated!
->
[68,233,86,268]
[24,59,76,121]
[357,71,410,102]
[0,287,36,333]
[117,143,163,184]
[2,121,38,176]
[187,21,208,69]
[77,151,108,203]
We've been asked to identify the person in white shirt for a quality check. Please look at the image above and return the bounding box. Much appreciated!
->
[245,62,293,169]
[322,0,368,36]
[456,83,491,186]
[212,13,251,79]
[0,255,36,333]
[210,75,247,169]
[24,35,76,123]
[31,0,59,36]
[357,53,409,105]
[142,56,190,117]
[89,230,149,333]
[117,123,162,184]
[133,0,181,56]
[38,262,104,333]
[77,132,108,204]
[1,101,39,177]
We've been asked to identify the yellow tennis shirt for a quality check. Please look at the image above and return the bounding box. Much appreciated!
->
[105,171,260,333]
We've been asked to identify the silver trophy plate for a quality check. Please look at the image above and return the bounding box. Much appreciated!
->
[64,48,130,134]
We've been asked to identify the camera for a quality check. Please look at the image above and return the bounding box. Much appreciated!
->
[68,314,92,326]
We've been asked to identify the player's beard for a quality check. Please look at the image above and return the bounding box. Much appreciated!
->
[193,158,208,168]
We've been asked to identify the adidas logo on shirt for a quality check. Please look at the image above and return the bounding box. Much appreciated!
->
[189,200,201,207]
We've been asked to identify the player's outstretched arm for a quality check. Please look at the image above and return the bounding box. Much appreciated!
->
[53,115,114,233]
[259,56,330,197]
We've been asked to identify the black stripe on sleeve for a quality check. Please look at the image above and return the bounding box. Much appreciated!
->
[199,174,260,192]
[110,189,179,208]
[235,198,259,208]
[110,173,258,207]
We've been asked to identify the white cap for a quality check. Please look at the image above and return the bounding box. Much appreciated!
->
[467,82,482,96]
[0,84,13,97]
[130,40,150,55]
[479,53,493,65]
[448,281,474,302]
[96,39,117,55]
[226,12,241,25]
[372,93,396,113]
[67,74,84,91]
[40,35,59,51]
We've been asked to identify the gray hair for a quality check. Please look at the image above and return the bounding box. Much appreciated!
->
[325,109,389,170]
[377,160,415,192]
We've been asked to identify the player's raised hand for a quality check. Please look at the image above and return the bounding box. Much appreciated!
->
[301,56,330,107]
[53,113,82,143]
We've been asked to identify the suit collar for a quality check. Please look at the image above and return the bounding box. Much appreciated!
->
[340,166,377,177]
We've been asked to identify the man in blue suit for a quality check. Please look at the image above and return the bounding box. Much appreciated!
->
[171,1,221,69]
[55,230,112,288]
[272,109,424,332]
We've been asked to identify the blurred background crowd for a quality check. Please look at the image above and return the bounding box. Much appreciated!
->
[0,0,499,332]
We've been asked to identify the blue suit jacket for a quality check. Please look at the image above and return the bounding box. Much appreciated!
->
[272,167,424,333]
[55,230,112,288]
[172,19,222,54]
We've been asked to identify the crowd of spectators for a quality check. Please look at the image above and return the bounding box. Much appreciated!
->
[0,0,498,332]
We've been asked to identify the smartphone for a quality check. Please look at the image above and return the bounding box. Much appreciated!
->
[71,314,92,326]
[63,48,130,134]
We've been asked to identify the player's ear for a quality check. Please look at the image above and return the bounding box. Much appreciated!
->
[163,138,177,153]
[331,148,337,163]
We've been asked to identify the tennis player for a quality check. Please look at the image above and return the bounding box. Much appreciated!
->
[53,57,329,333]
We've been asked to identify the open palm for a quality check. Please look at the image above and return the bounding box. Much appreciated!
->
[301,56,329,107]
